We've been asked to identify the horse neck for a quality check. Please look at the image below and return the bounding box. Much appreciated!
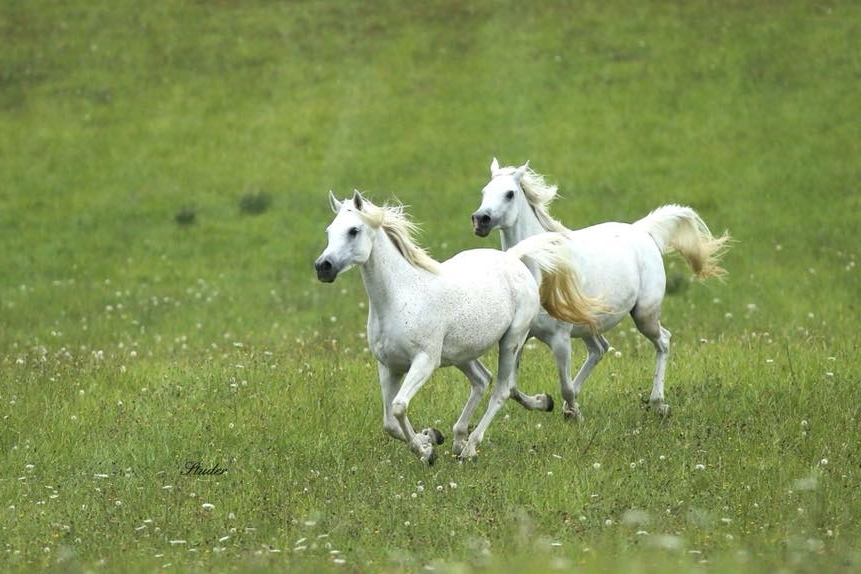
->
[500,199,547,250]
[360,229,428,309]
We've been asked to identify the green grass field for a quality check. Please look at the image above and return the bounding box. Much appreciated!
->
[1,1,859,572]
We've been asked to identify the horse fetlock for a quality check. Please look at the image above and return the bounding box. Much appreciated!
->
[410,434,436,464]
[383,421,406,441]
[451,438,467,457]
[649,399,671,418]
[391,401,407,419]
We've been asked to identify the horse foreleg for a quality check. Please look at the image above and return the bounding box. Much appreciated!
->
[391,353,442,464]
[452,360,492,457]
[378,363,407,441]
[562,335,609,421]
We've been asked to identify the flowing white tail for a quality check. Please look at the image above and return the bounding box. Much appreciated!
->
[508,232,603,331]
[633,204,730,279]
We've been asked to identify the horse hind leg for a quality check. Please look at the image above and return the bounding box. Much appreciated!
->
[631,306,672,417]
[509,356,555,414]
[452,360,492,457]
[510,345,554,413]
[509,388,554,412]
[560,334,608,421]
[504,334,554,413]
[459,317,532,460]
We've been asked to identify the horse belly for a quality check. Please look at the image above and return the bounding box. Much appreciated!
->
[438,255,521,364]
[439,315,511,366]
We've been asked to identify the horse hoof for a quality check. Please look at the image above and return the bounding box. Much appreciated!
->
[451,440,465,457]
[423,428,444,445]
[544,394,555,413]
[563,410,582,422]
[458,444,478,460]
[430,428,445,445]
[563,401,582,422]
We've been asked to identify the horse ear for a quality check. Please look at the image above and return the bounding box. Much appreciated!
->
[351,189,364,211]
[490,157,500,175]
[328,190,342,213]
[514,161,530,182]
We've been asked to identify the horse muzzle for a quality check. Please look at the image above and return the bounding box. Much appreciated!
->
[314,257,338,283]
[471,212,493,237]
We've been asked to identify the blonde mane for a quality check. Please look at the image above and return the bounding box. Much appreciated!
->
[502,165,568,233]
[357,198,442,274]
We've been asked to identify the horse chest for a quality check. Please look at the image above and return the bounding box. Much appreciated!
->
[366,307,431,369]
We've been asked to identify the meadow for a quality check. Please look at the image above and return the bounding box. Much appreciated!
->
[1,0,859,572]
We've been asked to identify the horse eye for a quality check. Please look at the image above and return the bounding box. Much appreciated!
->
[505,190,515,201]
[348,227,360,238]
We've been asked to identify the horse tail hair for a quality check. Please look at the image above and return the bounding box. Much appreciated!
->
[633,204,731,279]
[508,232,604,332]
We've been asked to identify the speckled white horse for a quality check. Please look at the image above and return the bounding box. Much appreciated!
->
[471,159,730,420]
[315,191,603,463]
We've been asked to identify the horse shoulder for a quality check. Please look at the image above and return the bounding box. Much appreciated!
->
[366,299,443,369]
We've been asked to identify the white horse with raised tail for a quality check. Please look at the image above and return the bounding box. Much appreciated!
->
[471,159,730,420]
[315,190,603,463]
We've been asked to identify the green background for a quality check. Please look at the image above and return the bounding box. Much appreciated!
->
[1,1,858,572]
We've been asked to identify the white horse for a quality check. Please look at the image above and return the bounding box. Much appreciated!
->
[315,190,603,463]
[471,159,730,420]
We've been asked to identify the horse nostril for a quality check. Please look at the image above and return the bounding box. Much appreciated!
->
[316,259,332,272]
[473,213,490,226]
